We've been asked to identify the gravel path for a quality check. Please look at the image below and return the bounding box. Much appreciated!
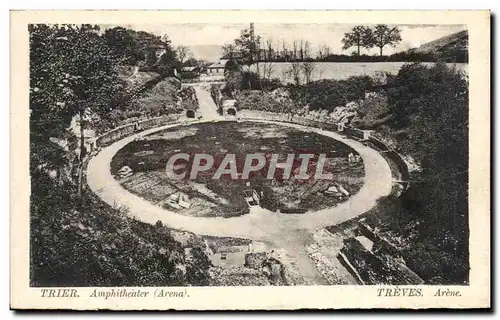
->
[192,83,222,120]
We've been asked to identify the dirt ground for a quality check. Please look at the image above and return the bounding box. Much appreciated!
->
[111,121,365,217]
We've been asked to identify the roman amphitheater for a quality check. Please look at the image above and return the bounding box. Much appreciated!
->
[87,84,397,284]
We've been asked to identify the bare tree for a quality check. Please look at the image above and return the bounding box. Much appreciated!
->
[317,46,324,60]
[266,39,274,61]
[281,39,289,61]
[303,40,311,60]
[298,60,316,108]
[261,39,275,82]
[281,66,287,83]
[299,40,304,61]
[275,39,282,61]
[317,44,331,60]
[289,62,302,85]
[265,62,275,80]
[176,45,190,64]
[254,40,262,88]
[323,45,330,58]
[292,40,299,61]
[317,66,325,81]
[301,61,316,85]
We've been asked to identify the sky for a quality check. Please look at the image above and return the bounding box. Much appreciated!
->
[107,23,466,60]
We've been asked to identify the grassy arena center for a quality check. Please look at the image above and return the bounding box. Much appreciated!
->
[110,121,365,218]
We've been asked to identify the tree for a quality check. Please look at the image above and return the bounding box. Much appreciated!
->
[103,27,177,73]
[317,44,331,60]
[183,57,199,67]
[176,45,190,65]
[265,39,274,61]
[292,40,299,61]
[371,24,402,56]
[288,62,302,85]
[234,28,261,65]
[222,43,236,59]
[261,39,275,82]
[303,40,312,60]
[223,59,242,98]
[341,26,373,56]
[281,39,289,62]
[299,40,305,61]
[148,35,177,75]
[301,61,316,84]
[280,62,288,83]
[232,28,261,89]
[30,24,123,197]
[103,27,138,64]
[301,61,316,107]
[30,25,78,179]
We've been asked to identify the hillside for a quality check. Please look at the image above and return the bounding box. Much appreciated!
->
[350,63,469,283]
[30,170,212,287]
[411,30,468,62]
[226,61,469,284]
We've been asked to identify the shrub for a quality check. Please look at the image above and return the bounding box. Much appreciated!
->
[240,71,281,91]
[404,238,469,284]
[181,71,200,81]
[237,90,286,113]
[288,75,374,112]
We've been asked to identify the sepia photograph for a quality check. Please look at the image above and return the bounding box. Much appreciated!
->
[10,10,490,310]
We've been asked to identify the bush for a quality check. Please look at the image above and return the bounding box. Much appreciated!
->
[240,71,281,91]
[181,71,200,81]
[287,75,374,112]
[237,90,286,113]
[404,238,469,284]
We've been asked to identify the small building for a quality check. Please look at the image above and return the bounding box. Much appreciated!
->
[361,130,372,140]
[181,66,199,73]
[206,61,226,76]
[219,51,245,65]
[222,99,238,116]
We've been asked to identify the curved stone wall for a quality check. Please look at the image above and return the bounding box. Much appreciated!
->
[95,114,183,148]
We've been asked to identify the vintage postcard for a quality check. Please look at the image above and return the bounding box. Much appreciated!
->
[10,10,490,310]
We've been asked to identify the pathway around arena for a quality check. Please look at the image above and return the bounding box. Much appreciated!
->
[87,85,393,284]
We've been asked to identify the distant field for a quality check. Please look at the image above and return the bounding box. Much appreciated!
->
[250,62,468,83]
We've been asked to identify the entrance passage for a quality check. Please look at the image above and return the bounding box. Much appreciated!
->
[226,108,236,116]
